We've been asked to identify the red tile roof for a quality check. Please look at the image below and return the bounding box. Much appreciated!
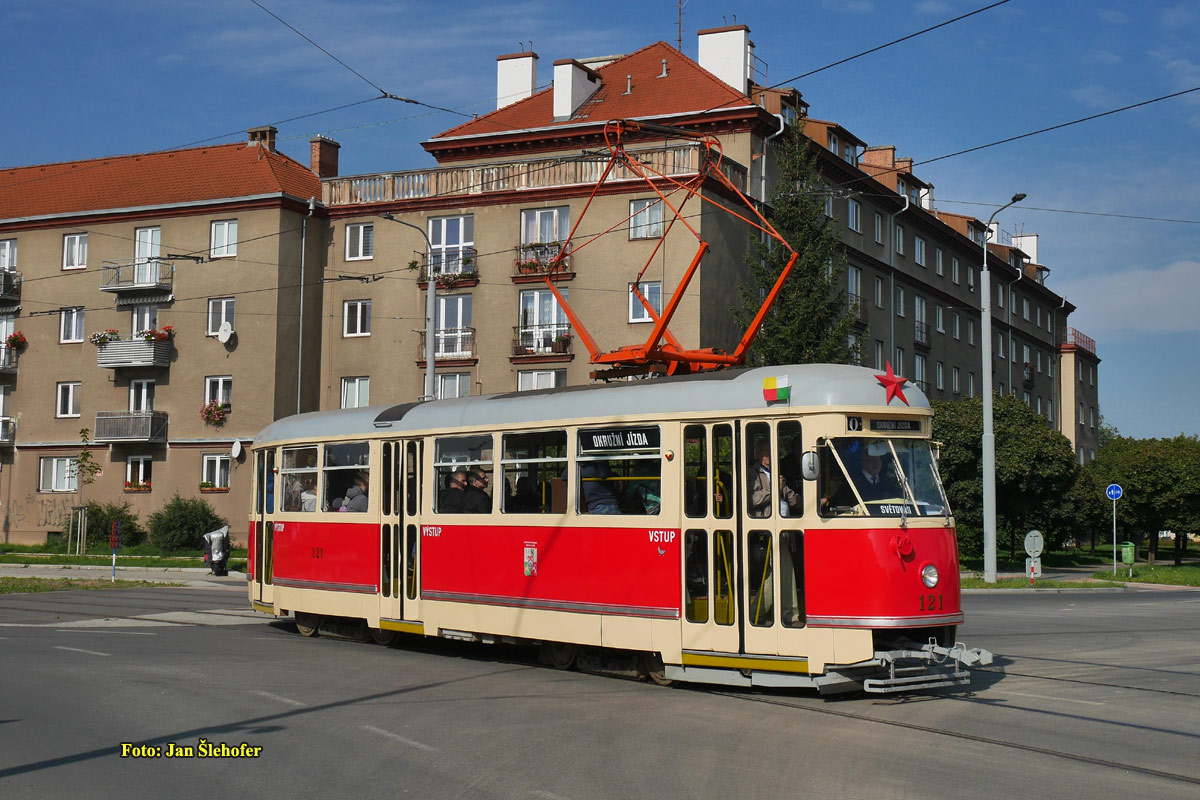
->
[430,41,754,142]
[0,143,321,221]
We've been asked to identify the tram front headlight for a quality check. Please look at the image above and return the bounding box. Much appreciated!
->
[921,563,939,588]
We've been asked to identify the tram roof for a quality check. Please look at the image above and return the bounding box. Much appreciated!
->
[252,364,929,447]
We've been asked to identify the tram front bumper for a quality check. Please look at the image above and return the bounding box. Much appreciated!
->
[852,639,993,694]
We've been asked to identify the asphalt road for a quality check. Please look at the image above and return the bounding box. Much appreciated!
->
[1,579,1197,799]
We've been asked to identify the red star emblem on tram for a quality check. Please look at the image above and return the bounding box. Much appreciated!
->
[875,361,910,406]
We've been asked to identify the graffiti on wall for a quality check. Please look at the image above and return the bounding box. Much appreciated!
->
[2,494,78,533]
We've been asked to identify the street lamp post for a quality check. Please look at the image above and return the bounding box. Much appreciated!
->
[380,213,436,402]
[981,192,1026,583]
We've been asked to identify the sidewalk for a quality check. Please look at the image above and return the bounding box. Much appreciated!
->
[0,562,246,589]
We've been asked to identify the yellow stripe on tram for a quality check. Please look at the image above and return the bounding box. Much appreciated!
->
[251,600,275,615]
[379,619,425,635]
[681,652,810,674]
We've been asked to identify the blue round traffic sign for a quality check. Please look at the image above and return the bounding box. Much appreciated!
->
[1106,483,1123,501]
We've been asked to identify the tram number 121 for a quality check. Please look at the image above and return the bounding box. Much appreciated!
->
[312,547,324,560]
[919,593,943,611]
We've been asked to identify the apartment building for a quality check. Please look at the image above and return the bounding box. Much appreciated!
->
[0,129,327,544]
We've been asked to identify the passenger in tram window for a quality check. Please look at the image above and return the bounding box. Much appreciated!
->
[300,477,317,512]
[748,443,799,518]
[511,476,540,513]
[439,470,468,513]
[627,460,661,515]
[341,472,370,512]
[579,460,621,514]
[462,468,492,513]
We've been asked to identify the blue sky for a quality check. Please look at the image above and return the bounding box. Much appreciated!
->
[5,0,1198,439]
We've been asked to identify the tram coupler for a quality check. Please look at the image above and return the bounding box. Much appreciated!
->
[860,638,994,694]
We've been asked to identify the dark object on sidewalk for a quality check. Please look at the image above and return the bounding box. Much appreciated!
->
[204,526,231,576]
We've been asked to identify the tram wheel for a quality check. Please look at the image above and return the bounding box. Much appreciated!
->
[294,612,319,637]
[643,653,673,686]
[368,627,399,646]
[542,641,578,670]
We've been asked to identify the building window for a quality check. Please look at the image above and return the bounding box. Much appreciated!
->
[341,377,370,409]
[518,287,570,351]
[130,379,155,412]
[935,248,943,276]
[428,214,475,275]
[131,304,158,334]
[914,354,926,388]
[127,456,152,489]
[63,233,87,270]
[1089,365,1094,386]
[895,286,905,317]
[997,283,1004,309]
[343,299,371,337]
[210,220,238,258]
[39,457,77,492]
[518,369,567,391]
[894,347,904,374]
[914,236,926,266]
[967,320,974,345]
[999,382,1005,396]
[60,308,84,343]
[629,282,663,323]
[936,305,944,333]
[1048,359,1054,378]
[895,225,904,255]
[203,454,231,489]
[436,295,473,357]
[205,375,232,408]
[1079,402,1085,425]
[952,258,960,284]
[1022,297,1030,321]
[346,222,374,260]
[847,199,862,233]
[1036,396,1042,414]
[207,298,235,336]
[1022,344,1031,366]
[56,381,81,418]
[0,239,16,270]
[844,144,857,166]
[629,199,664,239]
[827,131,838,153]
[848,266,862,311]
[133,227,161,283]
[997,335,1005,360]
[874,340,883,370]
[1047,399,1054,422]
[874,276,883,308]
[967,267,975,292]
[1036,351,1042,373]
[437,373,471,400]
[968,371,975,397]
[936,361,944,390]
[1036,306,1042,327]
[1023,391,1031,406]
[874,213,883,244]
[951,366,960,394]
[1090,406,1096,427]
[521,206,570,252]
[824,193,833,218]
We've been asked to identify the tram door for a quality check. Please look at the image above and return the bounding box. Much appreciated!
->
[252,449,276,606]
[380,440,424,623]
[680,423,740,655]
[740,420,806,657]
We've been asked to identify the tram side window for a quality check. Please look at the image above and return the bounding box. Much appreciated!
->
[683,426,707,518]
[713,425,734,519]
[281,446,318,512]
[684,530,708,622]
[434,434,494,514]
[780,530,805,628]
[576,425,661,515]
[748,530,774,627]
[501,430,566,514]
[778,420,803,518]
[746,422,773,519]
[713,530,735,625]
[324,442,370,512]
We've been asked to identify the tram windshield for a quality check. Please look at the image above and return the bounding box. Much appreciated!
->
[819,437,949,518]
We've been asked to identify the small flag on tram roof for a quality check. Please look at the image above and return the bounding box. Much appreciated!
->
[763,375,790,402]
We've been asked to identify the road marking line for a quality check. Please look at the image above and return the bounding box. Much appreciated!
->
[58,629,157,636]
[360,725,435,751]
[250,690,305,707]
[1002,690,1105,706]
[53,646,111,657]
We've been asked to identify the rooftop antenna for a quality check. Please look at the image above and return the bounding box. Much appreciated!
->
[676,0,685,51]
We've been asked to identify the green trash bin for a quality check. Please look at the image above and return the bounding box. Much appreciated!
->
[1121,541,1136,564]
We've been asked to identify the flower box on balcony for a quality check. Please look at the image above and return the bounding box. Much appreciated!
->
[199,486,229,494]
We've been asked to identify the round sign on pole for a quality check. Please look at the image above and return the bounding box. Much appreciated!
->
[1106,483,1123,501]
[1024,530,1044,558]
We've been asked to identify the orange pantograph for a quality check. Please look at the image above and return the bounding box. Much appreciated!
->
[538,119,799,377]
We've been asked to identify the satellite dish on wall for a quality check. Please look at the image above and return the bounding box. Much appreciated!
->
[217,321,235,344]
[231,440,243,459]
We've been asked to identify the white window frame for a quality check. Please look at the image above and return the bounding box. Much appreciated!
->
[874,213,883,244]
[343,299,371,337]
[127,456,152,486]
[935,248,943,276]
[968,371,975,398]
[0,239,16,270]
[629,199,664,239]
[56,381,81,418]
[60,307,84,343]
[895,225,904,255]
[428,214,475,275]
[207,298,235,336]
[518,369,567,391]
[63,233,87,270]
[133,227,161,284]
[203,454,231,489]
[895,287,905,318]
[435,295,473,357]
[874,276,883,308]
[39,456,77,492]
[914,236,926,266]
[521,207,570,248]
[936,361,944,390]
[210,220,238,258]
[935,305,944,333]
[1022,297,1030,321]
[436,372,471,400]
[341,376,370,409]
[847,199,861,233]
[130,379,155,412]
[968,320,974,345]
[346,222,374,261]
[952,366,960,394]
[131,304,157,334]
[952,258,960,284]
[205,375,232,408]
[824,193,833,218]
[997,282,1004,309]
[874,340,883,371]
[894,347,904,375]
[967,266,975,292]
[629,281,663,323]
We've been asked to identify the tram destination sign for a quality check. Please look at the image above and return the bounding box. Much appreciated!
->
[868,419,922,433]
[579,426,660,453]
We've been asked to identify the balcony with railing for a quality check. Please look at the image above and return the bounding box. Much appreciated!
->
[0,416,15,445]
[417,248,479,289]
[100,259,174,294]
[94,411,169,443]
[324,144,748,208]
[914,321,931,349]
[1023,363,1035,386]
[1059,327,1097,356]
[0,270,22,305]
[96,338,172,369]
[417,328,477,363]
[511,323,573,360]
[0,347,18,374]
[513,244,575,283]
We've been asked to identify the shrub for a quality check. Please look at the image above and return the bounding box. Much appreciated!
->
[147,494,228,553]
[84,501,147,550]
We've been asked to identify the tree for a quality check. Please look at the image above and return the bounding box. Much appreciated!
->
[732,123,862,366]
[931,394,1077,558]
[147,495,227,552]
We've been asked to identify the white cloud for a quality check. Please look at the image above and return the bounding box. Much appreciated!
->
[1057,260,1200,337]
[1068,85,1116,109]
[1098,9,1129,25]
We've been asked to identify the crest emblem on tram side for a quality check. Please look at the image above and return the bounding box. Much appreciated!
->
[875,362,910,406]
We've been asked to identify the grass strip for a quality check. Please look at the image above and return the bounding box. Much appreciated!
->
[0,577,169,594]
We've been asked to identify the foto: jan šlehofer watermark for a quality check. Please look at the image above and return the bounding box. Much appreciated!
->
[120,739,262,758]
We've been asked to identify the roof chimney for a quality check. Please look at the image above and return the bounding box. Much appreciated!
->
[497,51,539,110]
[552,59,601,120]
[309,135,340,179]
[697,25,751,93]
[247,125,278,151]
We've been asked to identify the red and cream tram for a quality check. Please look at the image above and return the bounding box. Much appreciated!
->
[247,364,991,694]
